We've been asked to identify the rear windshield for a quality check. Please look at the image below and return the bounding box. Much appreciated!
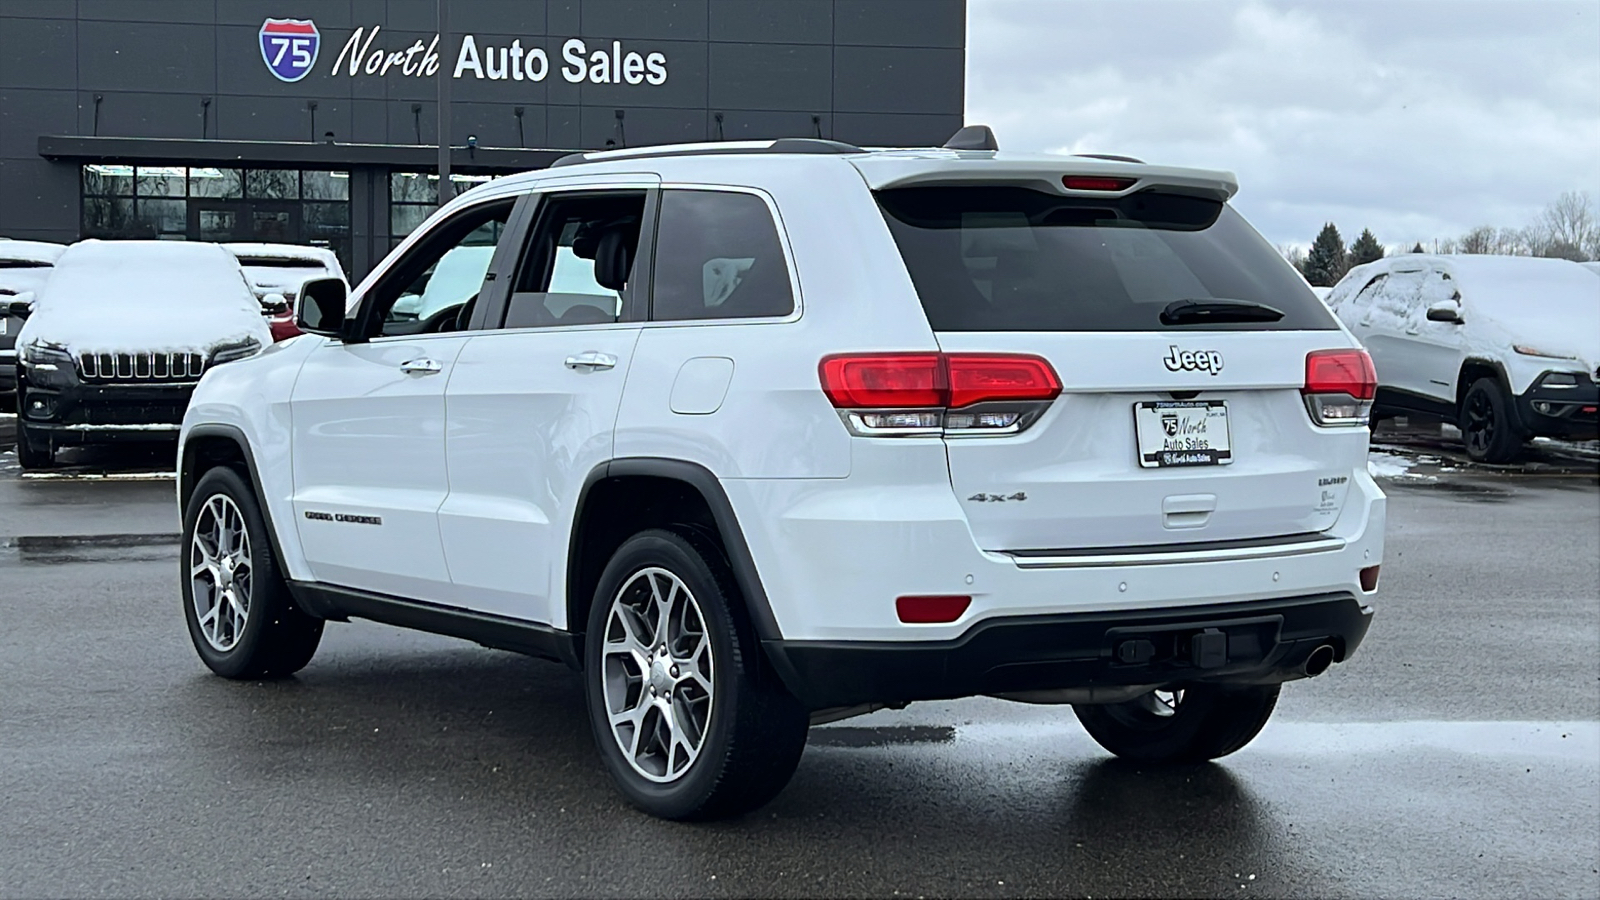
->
[877,186,1336,332]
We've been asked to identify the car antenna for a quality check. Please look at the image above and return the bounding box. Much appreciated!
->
[942,124,998,151]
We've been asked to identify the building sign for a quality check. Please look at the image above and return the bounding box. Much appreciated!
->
[259,19,321,83]
[261,20,667,86]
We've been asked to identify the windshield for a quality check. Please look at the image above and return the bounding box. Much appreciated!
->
[877,186,1336,332]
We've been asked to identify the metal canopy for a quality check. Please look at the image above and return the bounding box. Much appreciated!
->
[38,135,573,174]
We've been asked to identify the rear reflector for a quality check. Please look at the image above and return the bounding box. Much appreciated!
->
[1303,349,1377,426]
[896,595,972,624]
[1062,175,1137,192]
[1359,565,1380,593]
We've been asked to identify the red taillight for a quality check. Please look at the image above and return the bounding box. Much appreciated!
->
[946,354,1063,408]
[819,353,1061,409]
[1305,349,1377,400]
[1303,349,1377,427]
[1062,175,1136,192]
[818,353,944,408]
[896,595,972,624]
[820,352,1062,436]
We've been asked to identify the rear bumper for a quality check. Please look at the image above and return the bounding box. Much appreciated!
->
[765,592,1371,708]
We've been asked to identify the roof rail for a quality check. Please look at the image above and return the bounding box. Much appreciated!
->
[550,138,865,168]
[1073,153,1146,164]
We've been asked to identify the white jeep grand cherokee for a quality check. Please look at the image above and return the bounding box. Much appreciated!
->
[176,129,1386,820]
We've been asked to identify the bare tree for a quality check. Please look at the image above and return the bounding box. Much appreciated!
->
[1278,242,1308,273]
[1527,191,1597,261]
[1457,225,1497,254]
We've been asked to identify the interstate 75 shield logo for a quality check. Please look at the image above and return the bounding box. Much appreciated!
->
[260,18,319,82]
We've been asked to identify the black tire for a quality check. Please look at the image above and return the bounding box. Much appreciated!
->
[181,466,322,679]
[584,527,809,820]
[1073,684,1280,763]
[15,420,54,470]
[1460,377,1523,464]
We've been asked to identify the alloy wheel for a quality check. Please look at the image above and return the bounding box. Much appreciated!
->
[190,494,253,652]
[601,566,715,783]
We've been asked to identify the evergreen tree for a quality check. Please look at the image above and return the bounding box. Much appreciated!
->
[1349,229,1385,266]
[1303,223,1348,286]
[1410,242,1425,253]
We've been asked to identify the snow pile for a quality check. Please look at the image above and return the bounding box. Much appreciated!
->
[0,239,67,266]
[19,240,270,354]
[1367,450,1419,479]
[0,239,68,296]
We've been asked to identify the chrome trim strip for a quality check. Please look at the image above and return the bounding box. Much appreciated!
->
[1006,536,1347,569]
[55,423,183,432]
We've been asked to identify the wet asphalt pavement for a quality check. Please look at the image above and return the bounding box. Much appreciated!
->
[0,419,1596,898]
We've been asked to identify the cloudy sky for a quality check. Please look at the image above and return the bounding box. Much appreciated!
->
[965,0,1600,251]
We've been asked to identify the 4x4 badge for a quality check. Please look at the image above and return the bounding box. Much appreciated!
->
[1162,346,1224,375]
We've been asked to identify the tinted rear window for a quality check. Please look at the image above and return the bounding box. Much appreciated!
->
[878,186,1335,332]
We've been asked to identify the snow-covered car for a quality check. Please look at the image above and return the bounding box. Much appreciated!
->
[223,243,347,342]
[12,240,270,468]
[1326,254,1599,462]
[1,239,67,404]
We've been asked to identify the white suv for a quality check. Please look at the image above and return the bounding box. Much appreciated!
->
[176,130,1387,820]
[1326,254,1599,462]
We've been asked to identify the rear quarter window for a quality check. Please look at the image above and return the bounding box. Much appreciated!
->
[877,186,1336,332]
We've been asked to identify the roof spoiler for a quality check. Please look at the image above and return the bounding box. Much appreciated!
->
[942,125,998,152]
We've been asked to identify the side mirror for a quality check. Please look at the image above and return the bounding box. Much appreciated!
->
[1425,301,1463,324]
[7,291,35,319]
[260,292,290,315]
[297,278,349,337]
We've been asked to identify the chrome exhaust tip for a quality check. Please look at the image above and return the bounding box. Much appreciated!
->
[1303,644,1336,677]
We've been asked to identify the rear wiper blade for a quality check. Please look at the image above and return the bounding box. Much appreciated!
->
[1160,298,1285,325]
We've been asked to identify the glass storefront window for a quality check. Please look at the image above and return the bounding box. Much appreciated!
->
[79,165,353,275]
[83,164,134,197]
[303,171,350,201]
[189,168,243,198]
[246,169,300,200]
[137,198,188,236]
[388,172,499,239]
[135,166,187,198]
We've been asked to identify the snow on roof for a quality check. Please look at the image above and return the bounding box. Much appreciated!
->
[0,239,67,265]
[1426,255,1598,360]
[25,240,270,353]
[223,242,341,269]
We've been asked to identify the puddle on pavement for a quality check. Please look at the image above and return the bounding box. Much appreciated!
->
[1386,479,1514,502]
[809,725,957,748]
[0,532,180,566]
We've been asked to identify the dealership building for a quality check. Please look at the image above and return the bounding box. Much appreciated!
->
[0,0,965,277]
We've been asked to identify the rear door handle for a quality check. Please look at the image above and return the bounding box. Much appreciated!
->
[565,351,618,371]
[400,358,443,375]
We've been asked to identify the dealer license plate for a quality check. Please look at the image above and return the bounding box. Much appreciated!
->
[1134,400,1233,468]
